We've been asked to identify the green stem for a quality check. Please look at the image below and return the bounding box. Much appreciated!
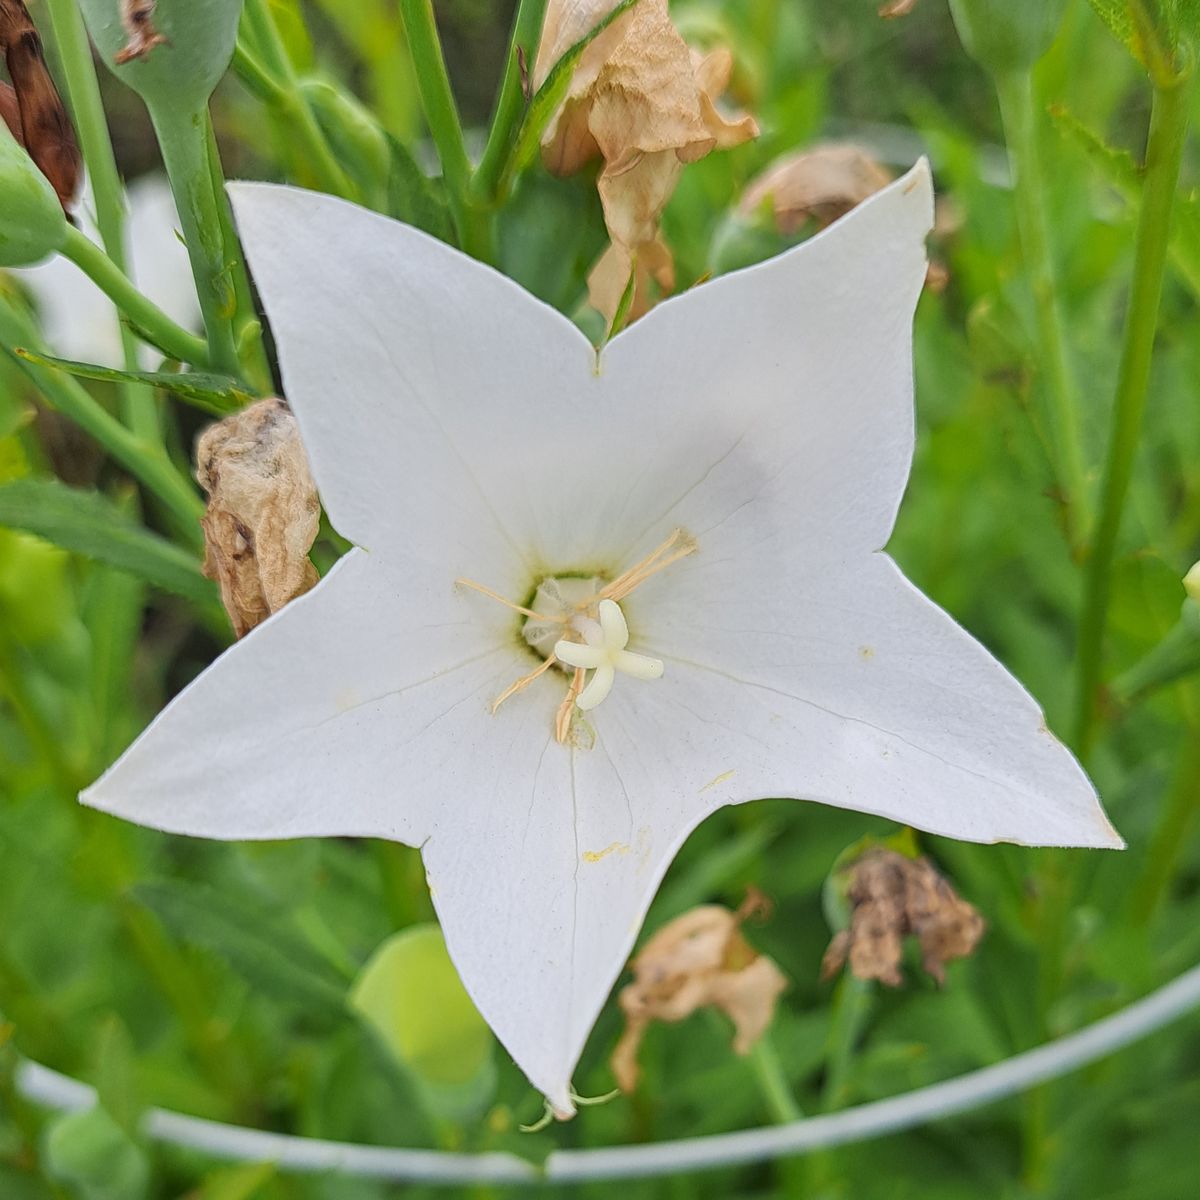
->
[43,0,158,440]
[749,1034,803,1124]
[60,227,211,368]
[398,0,492,259]
[0,297,203,541]
[1073,68,1192,755]
[150,106,242,377]
[995,69,1089,546]
[237,0,359,201]
[472,0,548,204]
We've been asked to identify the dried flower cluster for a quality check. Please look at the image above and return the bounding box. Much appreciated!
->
[0,0,80,209]
[196,398,320,638]
[536,0,757,323]
[821,849,986,988]
[611,890,787,1092]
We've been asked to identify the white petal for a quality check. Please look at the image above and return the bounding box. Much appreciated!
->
[576,662,615,710]
[636,551,1121,848]
[598,597,628,649]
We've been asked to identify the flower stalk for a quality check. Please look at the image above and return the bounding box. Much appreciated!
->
[43,0,158,439]
[1073,58,1193,756]
[994,68,1089,545]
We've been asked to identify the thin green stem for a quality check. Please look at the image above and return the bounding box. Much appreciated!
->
[749,1034,803,1124]
[472,0,548,204]
[995,69,1089,546]
[150,106,241,377]
[60,226,210,368]
[238,0,359,201]
[398,0,492,259]
[1073,68,1192,755]
[0,296,203,541]
[43,0,158,439]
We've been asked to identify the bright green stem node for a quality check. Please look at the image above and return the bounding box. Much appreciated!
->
[1073,68,1192,755]
[60,226,211,368]
[44,0,158,440]
[151,108,242,378]
[994,69,1089,544]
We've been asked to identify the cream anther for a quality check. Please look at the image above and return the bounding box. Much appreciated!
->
[554,599,663,712]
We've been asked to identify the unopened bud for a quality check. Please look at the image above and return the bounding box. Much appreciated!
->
[0,121,68,266]
[949,0,1068,75]
[1185,561,1200,605]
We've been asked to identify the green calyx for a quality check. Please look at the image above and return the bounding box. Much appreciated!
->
[77,0,244,111]
[0,125,68,267]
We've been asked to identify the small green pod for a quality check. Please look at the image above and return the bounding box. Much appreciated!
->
[949,0,1069,75]
[77,0,244,112]
[301,77,390,205]
[0,124,68,267]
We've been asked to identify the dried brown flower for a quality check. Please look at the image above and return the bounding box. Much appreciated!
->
[196,398,321,639]
[740,142,895,235]
[820,849,985,988]
[0,79,19,142]
[114,0,168,66]
[611,889,787,1093]
[0,0,81,209]
[536,0,757,323]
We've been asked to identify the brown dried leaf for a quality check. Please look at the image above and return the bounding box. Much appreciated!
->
[610,890,787,1093]
[820,849,985,988]
[740,142,894,235]
[0,0,81,209]
[114,0,168,65]
[537,0,757,323]
[196,398,321,639]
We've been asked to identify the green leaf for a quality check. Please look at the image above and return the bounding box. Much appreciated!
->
[93,1017,142,1138]
[13,349,256,417]
[0,478,214,605]
[350,924,495,1121]
[194,1162,278,1200]
[386,134,456,242]
[503,0,642,194]
[42,1108,150,1200]
[133,880,350,1021]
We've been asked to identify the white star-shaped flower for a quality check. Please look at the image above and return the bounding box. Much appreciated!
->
[82,161,1122,1116]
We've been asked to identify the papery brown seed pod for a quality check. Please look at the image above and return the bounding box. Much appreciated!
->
[0,0,81,209]
[114,0,168,65]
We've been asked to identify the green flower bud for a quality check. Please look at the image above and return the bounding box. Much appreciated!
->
[0,124,68,267]
[77,0,244,112]
[301,78,390,203]
[1185,561,1200,604]
[949,0,1069,75]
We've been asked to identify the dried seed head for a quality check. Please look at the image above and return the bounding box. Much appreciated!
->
[0,0,81,209]
[196,398,321,639]
[114,0,168,65]
[820,849,985,988]
[741,143,895,235]
[611,888,787,1093]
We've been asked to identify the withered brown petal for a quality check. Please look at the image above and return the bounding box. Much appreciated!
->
[0,80,21,143]
[196,398,321,639]
[610,897,786,1093]
[1,0,81,208]
[821,849,986,989]
[114,0,168,65]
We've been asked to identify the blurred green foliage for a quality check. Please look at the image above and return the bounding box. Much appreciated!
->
[1,1,1199,1198]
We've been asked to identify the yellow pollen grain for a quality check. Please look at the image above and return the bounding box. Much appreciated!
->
[582,841,630,863]
[699,769,736,794]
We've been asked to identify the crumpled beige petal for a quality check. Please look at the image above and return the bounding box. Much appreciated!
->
[740,142,895,235]
[611,890,787,1093]
[196,398,320,639]
[537,0,757,323]
[820,849,986,988]
[587,231,674,325]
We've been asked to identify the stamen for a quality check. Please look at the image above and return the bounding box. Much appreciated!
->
[456,577,564,623]
[556,668,586,743]
[596,529,696,605]
[491,654,558,713]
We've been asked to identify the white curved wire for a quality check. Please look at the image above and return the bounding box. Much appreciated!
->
[17,962,1200,1184]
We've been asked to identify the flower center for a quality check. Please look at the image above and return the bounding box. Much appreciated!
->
[456,528,695,744]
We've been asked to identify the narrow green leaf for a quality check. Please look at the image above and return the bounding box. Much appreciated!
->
[133,880,350,1021]
[386,134,457,242]
[13,349,256,417]
[503,0,642,194]
[0,478,214,605]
